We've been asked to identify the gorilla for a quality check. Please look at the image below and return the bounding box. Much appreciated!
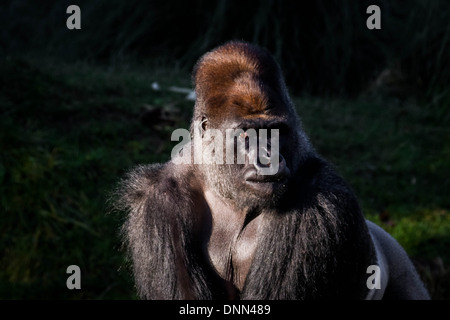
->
[114,41,430,300]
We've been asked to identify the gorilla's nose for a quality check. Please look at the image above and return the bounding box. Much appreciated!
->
[245,153,290,181]
[256,154,289,177]
[255,147,272,167]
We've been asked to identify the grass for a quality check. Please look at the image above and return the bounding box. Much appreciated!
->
[0,54,449,299]
[0,54,191,299]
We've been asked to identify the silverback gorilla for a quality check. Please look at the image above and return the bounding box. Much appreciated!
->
[115,41,430,300]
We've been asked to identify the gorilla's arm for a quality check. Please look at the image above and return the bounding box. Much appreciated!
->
[366,220,430,300]
[115,163,216,299]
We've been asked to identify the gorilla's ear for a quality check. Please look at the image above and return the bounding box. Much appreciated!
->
[200,116,208,134]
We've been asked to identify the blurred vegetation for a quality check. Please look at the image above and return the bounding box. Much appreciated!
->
[0,55,194,299]
[1,0,449,98]
[0,0,449,299]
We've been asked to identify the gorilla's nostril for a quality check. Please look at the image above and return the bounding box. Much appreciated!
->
[255,153,271,168]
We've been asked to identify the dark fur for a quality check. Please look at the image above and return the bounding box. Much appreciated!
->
[116,163,219,299]
[114,41,427,300]
[115,160,374,299]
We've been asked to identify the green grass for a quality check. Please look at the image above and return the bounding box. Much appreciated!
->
[0,55,192,299]
[0,55,449,299]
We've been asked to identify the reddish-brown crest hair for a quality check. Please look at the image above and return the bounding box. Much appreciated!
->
[192,41,293,126]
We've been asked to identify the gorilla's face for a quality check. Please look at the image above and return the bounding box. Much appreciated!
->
[198,117,295,211]
[192,41,301,211]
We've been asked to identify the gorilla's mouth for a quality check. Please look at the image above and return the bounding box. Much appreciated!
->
[244,158,290,194]
[245,173,288,183]
[244,175,288,195]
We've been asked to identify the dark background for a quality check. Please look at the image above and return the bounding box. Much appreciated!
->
[2,0,449,96]
[1,0,449,299]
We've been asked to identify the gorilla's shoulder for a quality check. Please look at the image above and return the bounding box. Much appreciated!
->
[113,162,196,212]
[296,156,359,204]
[297,156,345,186]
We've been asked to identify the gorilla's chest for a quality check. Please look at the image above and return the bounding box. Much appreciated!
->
[204,190,261,291]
